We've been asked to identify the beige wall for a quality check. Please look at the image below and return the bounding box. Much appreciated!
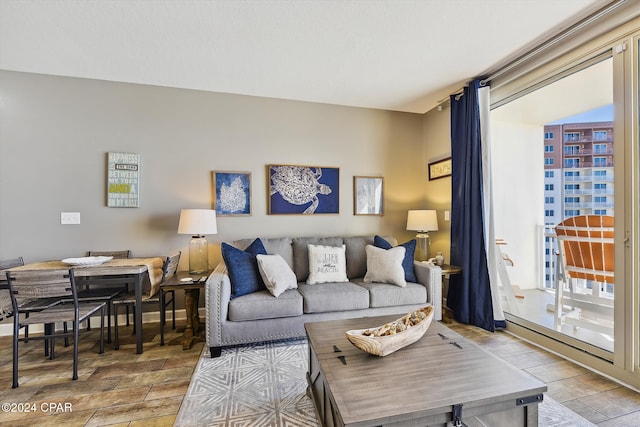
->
[421,107,452,262]
[0,70,430,270]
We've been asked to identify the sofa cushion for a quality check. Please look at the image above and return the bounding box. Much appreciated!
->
[363,245,407,287]
[292,236,344,282]
[232,237,294,270]
[222,238,268,299]
[343,236,373,279]
[353,279,428,308]
[256,254,298,297]
[374,235,417,283]
[306,244,349,284]
[228,289,303,321]
[297,282,369,313]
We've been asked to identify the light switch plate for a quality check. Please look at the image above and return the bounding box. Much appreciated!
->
[444,210,450,221]
[61,212,81,225]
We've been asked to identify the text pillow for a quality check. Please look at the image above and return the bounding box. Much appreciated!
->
[374,235,417,282]
[364,245,407,287]
[221,238,267,299]
[256,254,298,297]
[306,244,349,284]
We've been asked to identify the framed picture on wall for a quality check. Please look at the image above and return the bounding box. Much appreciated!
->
[267,164,339,214]
[107,152,140,208]
[353,176,383,215]
[428,157,452,180]
[212,171,252,216]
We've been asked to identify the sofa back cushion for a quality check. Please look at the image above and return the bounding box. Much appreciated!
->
[232,237,294,270]
[292,237,344,282]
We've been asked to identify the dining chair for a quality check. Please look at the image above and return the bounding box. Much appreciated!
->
[0,257,63,351]
[76,249,133,343]
[6,268,106,388]
[0,257,25,322]
[112,252,181,350]
[553,215,614,336]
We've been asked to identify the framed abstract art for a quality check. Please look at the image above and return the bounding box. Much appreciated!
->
[212,171,251,216]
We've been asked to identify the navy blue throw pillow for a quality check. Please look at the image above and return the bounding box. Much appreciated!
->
[374,235,417,283]
[222,238,268,299]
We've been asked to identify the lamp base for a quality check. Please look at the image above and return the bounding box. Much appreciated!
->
[189,235,209,274]
[414,232,430,261]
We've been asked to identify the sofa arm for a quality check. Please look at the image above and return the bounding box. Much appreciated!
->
[204,262,232,349]
[414,261,442,321]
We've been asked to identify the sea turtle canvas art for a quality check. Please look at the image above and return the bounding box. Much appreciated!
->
[268,165,339,214]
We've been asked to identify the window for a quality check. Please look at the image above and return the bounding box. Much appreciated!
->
[565,145,580,155]
[594,130,608,141]
[545,171,555,178]
[565,184,580,190]
[545,184,554,191]
[594,170,607,177]
[545,145,554,152]
[564,132,580,142]
[565,209,580,217]
[564,196,579,203]
[594,143,607,153]
[545,132,554,139]
[595,196,607,203]
[545,158,554,165]
[545,196,555,203]
[545,210,554,217]
[595,183,607,192]
[594,209,608,215]
[594,157,608,166]
[564,171,580,177]
[564,158,580,168]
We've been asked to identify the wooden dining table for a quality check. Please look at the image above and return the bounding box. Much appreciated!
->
[9,257,165,354]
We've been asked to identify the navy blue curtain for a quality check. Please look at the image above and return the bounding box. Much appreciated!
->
[447,78,495,332]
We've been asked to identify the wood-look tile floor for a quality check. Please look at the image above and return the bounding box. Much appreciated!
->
[1,319,640,426]
[448,322,640,426]
[0,320,203,426]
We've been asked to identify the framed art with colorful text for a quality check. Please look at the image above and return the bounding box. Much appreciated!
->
[212,171,251,216]
[267,164,339,214]
[107,152,140,207]
[353,176,383,215]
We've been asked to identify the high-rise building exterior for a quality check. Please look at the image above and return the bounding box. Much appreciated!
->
[543,121,614,287]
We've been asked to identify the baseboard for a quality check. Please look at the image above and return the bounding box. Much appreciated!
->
[0,308,204,337]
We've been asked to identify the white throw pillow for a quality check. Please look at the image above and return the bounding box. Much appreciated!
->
[363,245,407,287]
[256,254,298,297]
[306,244,349,284]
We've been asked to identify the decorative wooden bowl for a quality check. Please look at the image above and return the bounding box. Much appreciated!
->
[345,306,434,357]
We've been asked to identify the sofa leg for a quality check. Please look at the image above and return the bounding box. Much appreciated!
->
[210,346,222,358]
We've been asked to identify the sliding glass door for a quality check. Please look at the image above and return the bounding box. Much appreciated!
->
[490,53,617,359]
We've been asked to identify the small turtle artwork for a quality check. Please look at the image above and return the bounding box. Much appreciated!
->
[269,165,335,214]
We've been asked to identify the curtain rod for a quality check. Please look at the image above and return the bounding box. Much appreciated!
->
[479,0,627,86]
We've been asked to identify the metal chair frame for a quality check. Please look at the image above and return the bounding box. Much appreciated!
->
[6,268,105,388]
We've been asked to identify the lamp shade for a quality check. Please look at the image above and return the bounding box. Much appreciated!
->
[178,209,218,235]
[406,210,438,232]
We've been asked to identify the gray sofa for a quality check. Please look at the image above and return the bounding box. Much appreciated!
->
[204,235,442,357]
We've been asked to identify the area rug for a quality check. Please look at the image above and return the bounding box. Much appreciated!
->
[175,339,595,426]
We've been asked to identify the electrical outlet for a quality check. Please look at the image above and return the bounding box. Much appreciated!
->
[444,210,450,221]
[61,212,81,225]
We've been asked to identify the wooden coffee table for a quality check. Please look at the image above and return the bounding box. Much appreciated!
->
[305,315,547,427]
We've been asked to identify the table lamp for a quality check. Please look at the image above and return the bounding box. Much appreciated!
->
[178,209,218,274]
[406,210,438,261]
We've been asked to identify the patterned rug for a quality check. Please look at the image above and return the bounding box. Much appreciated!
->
[176,339,596,426]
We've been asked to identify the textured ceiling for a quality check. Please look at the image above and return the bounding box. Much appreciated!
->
[0,0,610,113]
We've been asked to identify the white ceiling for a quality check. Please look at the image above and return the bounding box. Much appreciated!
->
[0,0,611,114]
